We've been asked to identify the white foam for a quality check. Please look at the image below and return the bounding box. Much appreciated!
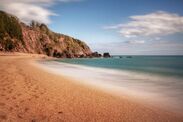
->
[36,60,183,114]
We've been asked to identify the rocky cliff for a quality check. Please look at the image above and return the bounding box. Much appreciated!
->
[0,11,92,58]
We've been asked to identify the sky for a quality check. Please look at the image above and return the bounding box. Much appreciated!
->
[0,0,183,55]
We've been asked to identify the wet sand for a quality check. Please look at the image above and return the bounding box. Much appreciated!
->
[0,53,183,122]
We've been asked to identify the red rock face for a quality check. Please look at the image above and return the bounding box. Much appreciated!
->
[0,10,92,58]
[20,24,92,57]
[21,26,42,53]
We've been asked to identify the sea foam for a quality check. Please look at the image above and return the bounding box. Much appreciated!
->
[37,60,183,114]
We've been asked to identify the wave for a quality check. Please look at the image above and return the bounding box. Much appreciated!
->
[37,60,183,114]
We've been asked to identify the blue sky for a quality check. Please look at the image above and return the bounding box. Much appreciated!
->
[1,0,183,55]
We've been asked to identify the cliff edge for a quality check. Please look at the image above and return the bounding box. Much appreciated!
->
[0,11,92,58]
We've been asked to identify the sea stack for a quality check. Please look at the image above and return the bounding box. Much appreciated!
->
[103,52,111,58]
[91,52,102,58]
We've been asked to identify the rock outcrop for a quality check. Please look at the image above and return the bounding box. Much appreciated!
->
[91,52,102,58]
[0,11,92,58]
[103,52,111,58]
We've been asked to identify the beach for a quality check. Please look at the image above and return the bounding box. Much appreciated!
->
[0,53,183,122]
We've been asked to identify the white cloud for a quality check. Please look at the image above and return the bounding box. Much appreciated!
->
[0,0,82,24]
[125,40,145,44]
[105,11,183,38]
[91,40,183,55]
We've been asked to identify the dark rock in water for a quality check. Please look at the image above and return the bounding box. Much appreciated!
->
[119,56,123,58]
[79,54,85,58]
[91,52,102,58]
[98,54,102,57]
[126,56,132,58]
[103,52,111,58]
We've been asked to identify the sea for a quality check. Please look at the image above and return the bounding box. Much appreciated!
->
[38,56,183,113]
[57,56,183,77]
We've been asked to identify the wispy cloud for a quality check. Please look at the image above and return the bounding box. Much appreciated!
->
[105,11,183,38]
[124,40,145,44]
[0,0,82,24]
[91,40,183,55]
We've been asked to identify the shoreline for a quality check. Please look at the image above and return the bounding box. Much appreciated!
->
[37,59,183,115]
[0,53,183,121]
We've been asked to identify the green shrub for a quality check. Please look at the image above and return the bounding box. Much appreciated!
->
[0,11,23,41]
[5,39,14,51]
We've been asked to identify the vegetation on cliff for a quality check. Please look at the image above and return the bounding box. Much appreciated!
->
[0,11,92,58]
[0,11,24,51]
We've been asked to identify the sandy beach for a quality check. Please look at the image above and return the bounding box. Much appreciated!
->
[0,53,183,122]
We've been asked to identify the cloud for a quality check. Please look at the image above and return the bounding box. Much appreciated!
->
[0,0,82,24]
[91,39,183,55]
[125,40,145,44]
[105,11,183,38]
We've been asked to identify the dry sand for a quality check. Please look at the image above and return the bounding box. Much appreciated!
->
[0,53,183,122]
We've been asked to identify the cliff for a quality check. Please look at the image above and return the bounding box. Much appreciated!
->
[0,11,92,58]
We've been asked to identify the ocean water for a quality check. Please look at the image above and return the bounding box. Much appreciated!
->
[38,56,183,113]
[56,56,183,78]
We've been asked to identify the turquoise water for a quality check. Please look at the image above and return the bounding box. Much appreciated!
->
[56,56,183,78]
[40,56,183,112]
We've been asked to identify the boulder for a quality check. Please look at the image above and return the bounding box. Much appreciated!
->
[91,52,102,58]
[103,52,111,58]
